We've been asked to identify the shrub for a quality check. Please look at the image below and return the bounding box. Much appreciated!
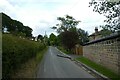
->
[2,34,45,78]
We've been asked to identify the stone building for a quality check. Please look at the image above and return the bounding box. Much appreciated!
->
[89,27,102,41]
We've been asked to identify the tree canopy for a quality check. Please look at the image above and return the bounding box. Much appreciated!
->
[52,15,80,33]
[77,28,89,45]
[52,15,89,51]
[49,33,58,46]
[89,0,120,32]
[37,34,44,41]
[2,13,33,37]
[59,31,79,51]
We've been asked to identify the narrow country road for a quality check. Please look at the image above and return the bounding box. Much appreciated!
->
[36,46,95,78]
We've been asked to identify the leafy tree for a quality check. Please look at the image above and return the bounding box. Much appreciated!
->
[89,0,120,32]
[56,34,62,46]
[49,33,58,46]
[37,34,44,42]
[100,27,113,37]
[2,13,13,31]
[52,15,80,33]
[52,15,80,51]
[2,13,33,37]
[77,28,89,45]
[14,21,24,32]
[23,26,32,37]
[59,31,79,52]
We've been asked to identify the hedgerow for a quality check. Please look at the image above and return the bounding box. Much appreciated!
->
[2,34,46,78]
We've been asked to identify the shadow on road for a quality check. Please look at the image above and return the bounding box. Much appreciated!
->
[56,54,72,59]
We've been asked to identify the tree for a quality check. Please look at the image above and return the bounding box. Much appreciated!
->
[2,13,33,38]
[59,31,79,52]
[89,0,120,32]
[37,34,44,42]
[77,28,89,45]
[23,26,32,37]
[100,27,113,37]
[52,15,80,33]
[49,33,57,46]
[2,13,13,31]
[52,15,80,51]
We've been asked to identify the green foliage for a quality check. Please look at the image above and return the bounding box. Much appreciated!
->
[2,13,13,31]
[59,31,79,51]
[52,15,80,49]
[2,34,46,78]
[1,13,33,37]
[57,28,89,50]
[36,47,48,64]
[100,28,113,37]
[89,0,120,32]
[77,28,89,45]
[37,34,44,42]
[76,57,119,79]
[52,15,80,33]
[49,33,58,46]
[12,47,48,78]
[57,46,70,54]
[52,15,89,50]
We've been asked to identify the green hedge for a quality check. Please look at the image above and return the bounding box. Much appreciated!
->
[2,34,46,78]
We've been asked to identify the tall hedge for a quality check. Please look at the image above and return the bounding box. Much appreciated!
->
[2,34,45,78]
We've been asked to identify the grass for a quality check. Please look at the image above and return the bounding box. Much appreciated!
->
[36,46,48,65]
[57,46,70,54]
[2,34,46,78]
[76,56,119,80]
[12,47,48,78]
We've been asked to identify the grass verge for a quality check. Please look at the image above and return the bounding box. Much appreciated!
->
[76,56,119,80]
[12,47,48,78]
[57,46,70,54]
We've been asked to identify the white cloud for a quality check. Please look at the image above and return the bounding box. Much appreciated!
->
[0,0,106,36]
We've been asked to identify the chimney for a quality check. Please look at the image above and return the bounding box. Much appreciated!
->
[95,27,98,33]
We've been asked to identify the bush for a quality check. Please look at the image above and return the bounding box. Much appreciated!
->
[2,34,46,78]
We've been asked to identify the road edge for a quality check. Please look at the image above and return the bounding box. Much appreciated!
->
[55,47,110,80]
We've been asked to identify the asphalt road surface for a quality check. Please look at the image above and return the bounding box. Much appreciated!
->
[36,46,95,78]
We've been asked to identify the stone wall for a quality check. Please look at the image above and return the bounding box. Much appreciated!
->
[83,33,120,74]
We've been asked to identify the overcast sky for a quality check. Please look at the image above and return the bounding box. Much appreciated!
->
[0,0,106,36]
